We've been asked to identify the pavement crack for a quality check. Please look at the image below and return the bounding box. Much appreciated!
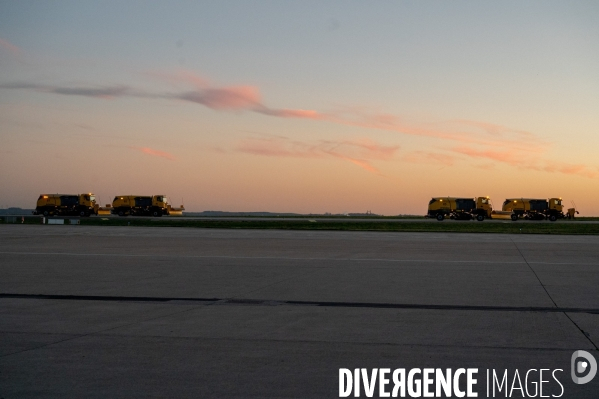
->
[0,303,207,359]
[563,312,599,351]
[509,237,599,350]
[3,293,599,314]
[509,236,558,307]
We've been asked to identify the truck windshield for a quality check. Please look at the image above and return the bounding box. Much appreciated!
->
[90,195,96,202]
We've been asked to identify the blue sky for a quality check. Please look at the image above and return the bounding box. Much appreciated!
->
[1,1,598,213]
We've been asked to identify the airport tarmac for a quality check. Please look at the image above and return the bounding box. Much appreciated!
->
[1,225,598,398]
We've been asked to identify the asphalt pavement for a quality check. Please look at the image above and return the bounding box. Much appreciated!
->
[0,225,598,398]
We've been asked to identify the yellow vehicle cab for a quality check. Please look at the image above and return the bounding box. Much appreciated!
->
[111,195,179,217]
[427,197,492,221]
[34,193,98,217]
[502,198,576,221]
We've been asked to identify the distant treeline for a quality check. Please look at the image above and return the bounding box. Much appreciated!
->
[188,211,302,217]
[0,208,417,217]
[0,208,34,215]
[185,211,385,217]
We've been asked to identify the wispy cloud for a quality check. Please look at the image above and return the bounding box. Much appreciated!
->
[0,38,21,56]
[3,69,598,178]
[132,146,175,160]
[452,146,598,179]
[403,151,456,166]
[175,86,261,110]
[2,70,538,152]
[452,146,524,165]
[450,119,536,138]
[236,136,397,175]
[534,163,598,179]
[254,107,326,120]
[236,137,320,158]
[0,70,542,150]
[327,153,380,175]
[0,82,130,99]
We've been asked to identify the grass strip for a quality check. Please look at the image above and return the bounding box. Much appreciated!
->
[76,218,599,235]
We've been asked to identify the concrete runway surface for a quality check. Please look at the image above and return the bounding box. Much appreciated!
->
[1,225,598,398]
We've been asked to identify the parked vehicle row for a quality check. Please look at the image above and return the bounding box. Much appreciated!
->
[33,193,98,217]
[33,193,184,217]
[426,196,577,221]
[111,195,183,217]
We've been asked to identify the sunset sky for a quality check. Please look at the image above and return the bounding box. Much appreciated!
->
[1,1,598,215]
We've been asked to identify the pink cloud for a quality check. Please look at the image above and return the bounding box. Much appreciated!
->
[452,146,524,165]
[324,152,381,175]
[236,138,322,158]
[256,107,326,120]
[179,86,262,110]
[152,70,323,127]
[149,69,262,110]
[0,38,21,55]
[244,103,529,158]
[346,158,379,174]
[403,151,456,166]
[451,119,536,138]
[320,138,399,160]
[453,146,598,179]
[4,68,547,154]
[235,136,394,175]
[8,68,594,177]
[326,111,548,152]
[537,163,598,179]
[134,147,175,160]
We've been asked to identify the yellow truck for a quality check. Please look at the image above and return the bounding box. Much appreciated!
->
[33,193,99,217]
[502,198,577,222]
[111,195,184,217]
[427,197,492,221]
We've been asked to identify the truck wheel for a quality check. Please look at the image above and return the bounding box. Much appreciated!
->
[511,214,518,221]
[549,215,557,222]
[118,210,125,217]
[152,210,161,217]
[476,214,484,222]
[79,211,86,217]
[43,210,49,216]
[436,213,444,221]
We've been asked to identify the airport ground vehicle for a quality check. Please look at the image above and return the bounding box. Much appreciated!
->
[111,195,184,217]
[427,197,492,221]
[33,193,98,217]
[502,198,577,222]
